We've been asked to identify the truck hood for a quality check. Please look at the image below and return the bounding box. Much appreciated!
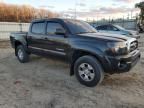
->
[78,32,132,41]
[126,30,137,35]
[125,30,140,39]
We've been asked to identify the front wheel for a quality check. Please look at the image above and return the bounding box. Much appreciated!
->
[74,55,104,87]
[16,45,29,63]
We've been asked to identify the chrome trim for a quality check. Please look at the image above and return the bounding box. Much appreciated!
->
[28,46,66,55]
[56,48,64,51]
[126,38,137,51]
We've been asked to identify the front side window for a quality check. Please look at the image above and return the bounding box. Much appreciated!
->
[47,22,64,35]
[31,22,45,34]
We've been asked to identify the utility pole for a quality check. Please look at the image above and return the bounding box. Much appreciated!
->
[123,15,125,27]
[131,10,133,19]
[127,13,130,20]
[74,0,77,19]
[16,6,19,22]
[109,16,111,23]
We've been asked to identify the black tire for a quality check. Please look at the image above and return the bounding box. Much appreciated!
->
[74,55,104,87]
[16,45,29,63]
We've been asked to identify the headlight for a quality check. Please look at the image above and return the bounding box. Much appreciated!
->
[106,42,128,55]
[107,42,127,48]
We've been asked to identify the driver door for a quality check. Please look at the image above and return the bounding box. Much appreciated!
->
[44,21,69,56]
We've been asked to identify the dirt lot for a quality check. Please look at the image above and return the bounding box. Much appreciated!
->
[0,35,144,108]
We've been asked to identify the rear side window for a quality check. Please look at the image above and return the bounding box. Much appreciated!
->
[46,22,64,35]
[31,22,45,34]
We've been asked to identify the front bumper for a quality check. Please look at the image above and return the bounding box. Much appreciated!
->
[103,49,140,74]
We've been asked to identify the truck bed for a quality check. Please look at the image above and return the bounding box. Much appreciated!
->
[10,32,28,48]
[10,32,28,37]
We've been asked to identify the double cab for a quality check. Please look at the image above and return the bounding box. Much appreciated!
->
[10,18,140,87]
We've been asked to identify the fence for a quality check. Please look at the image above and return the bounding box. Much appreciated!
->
[0,19,138,40]
[0,22,30,39]
[90,19,137,30]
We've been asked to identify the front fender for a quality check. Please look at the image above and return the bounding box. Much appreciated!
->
[69,40,106,58]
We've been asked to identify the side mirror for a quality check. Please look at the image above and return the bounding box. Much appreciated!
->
[55,28,66,35]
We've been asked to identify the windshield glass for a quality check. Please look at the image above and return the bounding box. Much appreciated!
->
[64,19,97,34]
[114,25,125,30]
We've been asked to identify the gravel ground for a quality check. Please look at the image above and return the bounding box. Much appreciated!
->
[0,34,144,108]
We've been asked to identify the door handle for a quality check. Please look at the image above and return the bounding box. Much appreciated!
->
[44,37,48,40]
[56,48,64,51]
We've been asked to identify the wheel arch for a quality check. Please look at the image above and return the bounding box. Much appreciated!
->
[70,49,104,76]
[15,41,22,56]
[14,40,28,56]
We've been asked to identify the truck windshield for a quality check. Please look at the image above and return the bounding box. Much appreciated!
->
[64,20,97,34]
[114,25,125,30]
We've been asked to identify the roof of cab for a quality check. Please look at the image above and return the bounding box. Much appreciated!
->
[31,18,63,22]
[32,18,69,22]
[31,18,80,23]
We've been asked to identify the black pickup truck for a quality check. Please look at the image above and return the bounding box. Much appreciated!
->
[10,18,140,87]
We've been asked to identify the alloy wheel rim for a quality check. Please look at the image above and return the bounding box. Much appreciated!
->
[18,49,24,60]
[78,63,95,81]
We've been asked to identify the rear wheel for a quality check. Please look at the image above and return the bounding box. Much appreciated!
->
[74,55,104,87]
[16,45,29,63]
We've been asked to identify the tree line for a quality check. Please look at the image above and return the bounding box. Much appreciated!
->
[0,3,59,22]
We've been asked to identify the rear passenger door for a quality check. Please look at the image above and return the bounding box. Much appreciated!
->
[27,21,46,51]
[45,21,68,56]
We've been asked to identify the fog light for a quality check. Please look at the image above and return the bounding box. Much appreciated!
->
[118,61,127,70]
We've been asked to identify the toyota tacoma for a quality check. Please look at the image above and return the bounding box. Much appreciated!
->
[10,18,140,87]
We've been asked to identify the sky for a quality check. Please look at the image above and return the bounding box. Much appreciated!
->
[0,0,143,20]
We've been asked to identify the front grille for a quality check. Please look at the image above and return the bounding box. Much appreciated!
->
[130,41,138,52]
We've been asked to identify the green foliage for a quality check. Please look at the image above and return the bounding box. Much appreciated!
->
[135,1,144,24]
